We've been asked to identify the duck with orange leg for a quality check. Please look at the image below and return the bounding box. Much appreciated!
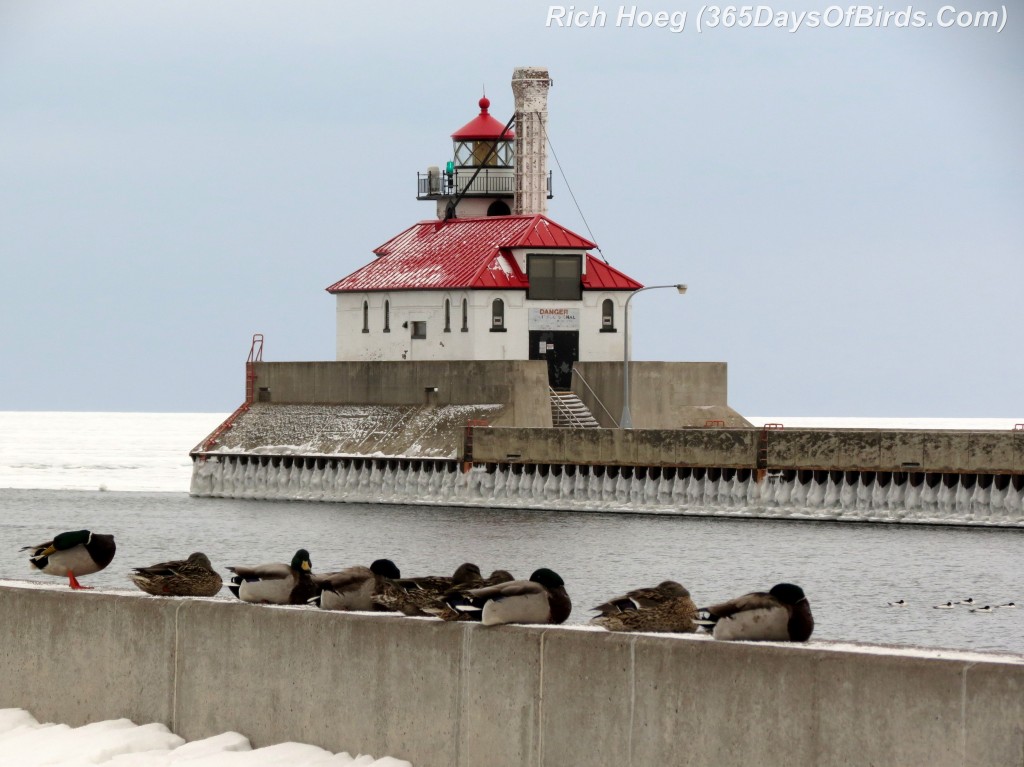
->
[22,530,116,590]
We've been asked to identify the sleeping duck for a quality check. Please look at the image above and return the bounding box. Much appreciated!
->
[129,552,223,597]
[591,580,697,633]
[422,569,517,620]
[22,530,116,589]
[373,562,484,616]
[695,583,814,642]
[227,548,316,605]
[314,558,402,611]
[440,568,571,626]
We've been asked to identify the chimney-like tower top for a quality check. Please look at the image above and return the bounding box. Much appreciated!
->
[512,67,552,216]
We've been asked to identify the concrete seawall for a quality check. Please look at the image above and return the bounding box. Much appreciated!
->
[3,583,1023,766]
[470,426,1024,473]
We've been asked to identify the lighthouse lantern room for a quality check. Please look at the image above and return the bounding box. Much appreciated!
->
[416,95,525,221]
[327,67,643,390]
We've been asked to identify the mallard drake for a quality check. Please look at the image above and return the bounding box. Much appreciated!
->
[695,583,813,642]
[129,552,223,597]
[227,549,315,605]
[314,558,401,611]
[591,580,697,633]
[373,562,483,616]
[440,568,571,626]
[21,530,116,589]
[423,569,517,620]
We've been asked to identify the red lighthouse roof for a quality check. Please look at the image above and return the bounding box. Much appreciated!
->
[325,215,643,293]
[451,97,514,141]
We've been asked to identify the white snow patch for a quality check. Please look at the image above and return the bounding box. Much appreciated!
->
[0,709,412,767]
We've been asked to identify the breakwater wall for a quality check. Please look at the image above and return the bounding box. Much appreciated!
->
[191,426,1024,526]
[469,426,1024,473]
[2,584,1022,767]
[240,360,742,429]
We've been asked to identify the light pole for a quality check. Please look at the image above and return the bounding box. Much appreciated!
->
[620,283,688,429]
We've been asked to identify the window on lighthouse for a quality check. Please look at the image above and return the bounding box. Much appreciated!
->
[362,301,369,333]
[472,141,497,166]
[444,299,451,332]
[384,300,391,332]
[601,299,616,331]
[491,298,505,331]
[461,299,469,332]
[527,254,583,301]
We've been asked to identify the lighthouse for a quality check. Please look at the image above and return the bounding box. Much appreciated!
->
[326,67,643,389]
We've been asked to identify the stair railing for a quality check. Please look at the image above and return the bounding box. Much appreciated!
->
[548,387,587,428]
[570,369,619,428]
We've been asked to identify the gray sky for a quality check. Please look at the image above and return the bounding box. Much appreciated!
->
[1,1,1021,416]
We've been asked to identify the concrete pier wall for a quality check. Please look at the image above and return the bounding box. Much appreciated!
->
[244,360,740,430]
[470,426,1024,473]
[248,360,555,427]
[571,360,747,428]
[2,584,1023,767]
[471,426,758,467]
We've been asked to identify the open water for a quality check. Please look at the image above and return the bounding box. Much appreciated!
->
[0,412,1021,656]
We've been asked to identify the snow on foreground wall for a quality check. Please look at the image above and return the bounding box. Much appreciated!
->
[0,708,412,767]
[191,458,1024,527]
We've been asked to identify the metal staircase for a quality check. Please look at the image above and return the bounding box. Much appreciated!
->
[549,389,601,428]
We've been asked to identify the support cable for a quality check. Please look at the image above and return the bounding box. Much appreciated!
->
[542,122,609,264]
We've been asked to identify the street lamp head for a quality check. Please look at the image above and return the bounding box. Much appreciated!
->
[675,284,688,294]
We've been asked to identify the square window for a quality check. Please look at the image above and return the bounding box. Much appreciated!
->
[411,321,427,339]
[527,254,582,300]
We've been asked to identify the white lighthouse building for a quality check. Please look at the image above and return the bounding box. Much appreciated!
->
[326,67,642,390]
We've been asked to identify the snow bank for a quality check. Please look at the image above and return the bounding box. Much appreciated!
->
[0,709,412,767]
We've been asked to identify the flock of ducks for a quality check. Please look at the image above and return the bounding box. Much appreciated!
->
[888,598,1017,613]
[20,529,814,641]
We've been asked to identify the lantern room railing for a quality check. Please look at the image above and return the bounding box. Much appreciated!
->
[416,168,553,200]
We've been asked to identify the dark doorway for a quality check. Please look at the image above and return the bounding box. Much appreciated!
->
[529,330,578,389]
[487,199,511,216]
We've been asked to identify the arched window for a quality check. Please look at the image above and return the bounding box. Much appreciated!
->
[384,300,391,332]
[601,298,616,331]
[461,298,469,332]
[362,301,369,333]
[490,298,505,332]
[444,298,451,332]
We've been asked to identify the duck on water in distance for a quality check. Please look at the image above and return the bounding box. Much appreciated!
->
[129,552,223,597]
[695,583,814,642]
[591,580,697,633]
[21,530,116,590]
[228,549,316,605]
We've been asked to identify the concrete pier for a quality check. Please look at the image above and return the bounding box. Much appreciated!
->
[470,425,1024,473]
[189,360,1022,524]
[2,583,1022,767]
